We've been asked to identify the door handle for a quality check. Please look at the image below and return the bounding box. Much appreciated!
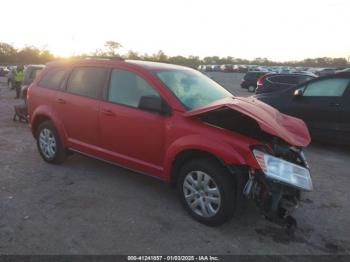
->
[329,102,340,107]
[55,98,66,104]
[101,109,116,116]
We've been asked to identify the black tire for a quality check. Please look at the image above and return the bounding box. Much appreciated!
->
[36,121,66,164]
[177,158,237,226]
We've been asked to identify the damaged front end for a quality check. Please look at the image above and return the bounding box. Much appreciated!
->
[244,142,312,228]
[184,97,313,228]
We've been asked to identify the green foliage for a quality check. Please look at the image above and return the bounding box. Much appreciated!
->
[0,43,17,64]
[0,41,348,68]
[0,42,55,65]
[90,41,123,57]
[104,41,122,56]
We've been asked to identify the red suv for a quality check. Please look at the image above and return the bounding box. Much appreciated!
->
[28,58,313,226]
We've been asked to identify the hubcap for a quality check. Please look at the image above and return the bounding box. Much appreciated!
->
[39,128,57,159]
[183,171,221,218]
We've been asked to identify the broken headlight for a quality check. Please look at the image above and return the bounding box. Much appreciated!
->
[253,149,313,191]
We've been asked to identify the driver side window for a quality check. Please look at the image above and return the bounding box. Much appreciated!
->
[303,78,349,97]
[108,69,160,108]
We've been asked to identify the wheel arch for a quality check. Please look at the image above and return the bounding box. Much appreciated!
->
[169,148,248,216]
[30,106,68,147]
[169,149,226,186]
[164,135,248,185]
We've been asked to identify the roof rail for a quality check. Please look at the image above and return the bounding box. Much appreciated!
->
[80,56,124,61]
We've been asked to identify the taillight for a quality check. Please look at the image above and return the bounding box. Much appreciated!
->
[257,76,264,86]
[257,74,269,86]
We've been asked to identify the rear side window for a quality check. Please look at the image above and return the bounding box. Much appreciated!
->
[67,67,108,99]
[303,78,349,97]
[108,69,160,108]
[38,67,68,89]
[268,75,298,84]
[245,73,258,79]
[297,75,314,84]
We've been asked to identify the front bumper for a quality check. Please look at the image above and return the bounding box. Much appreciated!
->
[244,169,301,227]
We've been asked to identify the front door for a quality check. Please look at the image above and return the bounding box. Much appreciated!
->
[99,68,166,177]
[287,77,350,142]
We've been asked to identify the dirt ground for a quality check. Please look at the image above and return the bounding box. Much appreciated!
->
[0,73,349,255]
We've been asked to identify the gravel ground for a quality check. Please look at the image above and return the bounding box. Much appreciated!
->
[0,73,349,255]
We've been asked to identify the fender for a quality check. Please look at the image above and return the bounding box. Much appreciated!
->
[31,105,68,147]
[163,134,247,181]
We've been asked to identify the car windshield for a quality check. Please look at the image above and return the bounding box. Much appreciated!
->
[155,69,232,110]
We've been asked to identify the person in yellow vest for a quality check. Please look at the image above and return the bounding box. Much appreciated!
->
[14,65,24,99]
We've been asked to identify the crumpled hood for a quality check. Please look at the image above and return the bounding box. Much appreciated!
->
[183,97,311,147]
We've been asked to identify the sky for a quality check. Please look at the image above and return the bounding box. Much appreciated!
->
[1,0,349,61]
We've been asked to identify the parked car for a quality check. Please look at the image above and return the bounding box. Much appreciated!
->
[238,65,248,73]
[212,65,221,72]
[316,68,336,77]
[240,71,269,92]
[204,65,213,72]
[255,72,350,144]
[0,66,9,77]
[220,64,234,72]
[21,65,45,99]
[255,73,316,94]
[28,58,312,227]
[336,68,350,74]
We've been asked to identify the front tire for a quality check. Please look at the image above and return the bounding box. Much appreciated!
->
[36,121,66,164]
[177,158,237,226]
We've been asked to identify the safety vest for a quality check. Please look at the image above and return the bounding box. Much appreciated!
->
[15,69,24,82]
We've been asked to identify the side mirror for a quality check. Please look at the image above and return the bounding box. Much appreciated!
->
[138,95,170,115]
[294,88,303,97]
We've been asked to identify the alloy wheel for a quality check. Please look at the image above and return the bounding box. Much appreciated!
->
[39,128,57,159]
[183,171,221,217]
[248,85,255,92]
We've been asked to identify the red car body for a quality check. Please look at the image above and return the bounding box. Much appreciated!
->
[27,59,312,226]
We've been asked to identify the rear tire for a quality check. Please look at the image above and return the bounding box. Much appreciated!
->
[177,158,237,226]
[248,85,256,92]
[36,121,66,164]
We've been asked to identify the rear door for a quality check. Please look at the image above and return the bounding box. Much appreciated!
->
[30,67,68,120]
[266,75,297,92]
[54,66,109,151]
[286,77,350,141]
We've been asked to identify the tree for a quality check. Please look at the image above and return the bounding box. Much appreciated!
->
[0,42,17,64]
[332,58,347,67]
[152,50,168,62]
[39,49,55,63]
[126,50,141,60]
[104,41,122,56]
[16,46,42,64]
